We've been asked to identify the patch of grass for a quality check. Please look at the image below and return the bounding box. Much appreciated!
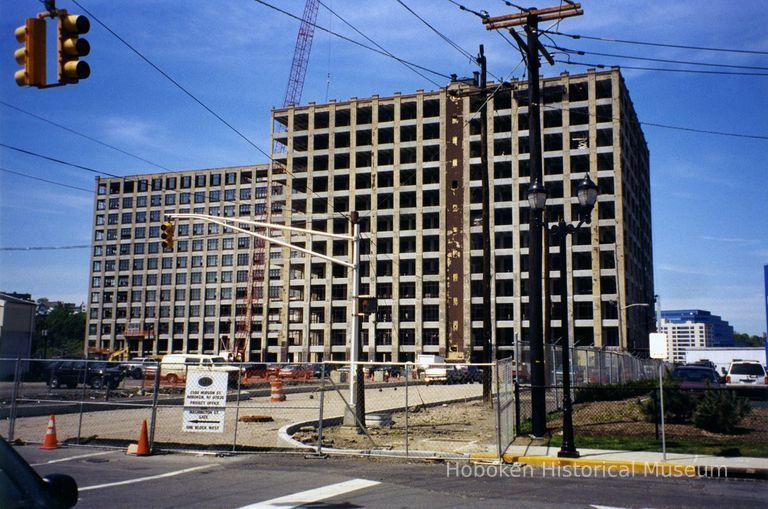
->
[546,434,768,458]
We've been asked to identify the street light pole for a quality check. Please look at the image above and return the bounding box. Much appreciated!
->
[548,175,598,458]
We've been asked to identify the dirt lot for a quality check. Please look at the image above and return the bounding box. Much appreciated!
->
[318,400,498,455]
[317,396,768,456]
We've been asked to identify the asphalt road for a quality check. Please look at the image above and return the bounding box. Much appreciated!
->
[16,445,768,509]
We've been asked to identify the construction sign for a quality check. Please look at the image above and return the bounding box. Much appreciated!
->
[182,370,228,433]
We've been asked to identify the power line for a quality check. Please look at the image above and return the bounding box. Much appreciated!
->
[0,101,171,171]
[0,167,93,193]
[558,59,768,77]
[71,0,270,161]
[0,245,90,252]
[252,0,453,80]
[396,0,476,61]
[545,29,768,56]
[550,45,768,71]
[0,143,121,177]
[73,0,353,225]
[318,1,443,89]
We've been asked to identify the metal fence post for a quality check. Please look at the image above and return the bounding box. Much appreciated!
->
[77,359,88,444]
[494,361,503,460]
[232,365,242,452]
[659,363,667,461]
[148,363,161,451]
[317,363,326,455]
[7,357,22,442]
[404,363,409,458]
[513,380,521,436]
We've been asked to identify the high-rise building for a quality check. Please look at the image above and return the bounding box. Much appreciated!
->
[660,309,734,347]
[659,318,712,364]
[85,68,655,362]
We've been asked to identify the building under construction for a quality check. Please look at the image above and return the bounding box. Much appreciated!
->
[85,67,654,362]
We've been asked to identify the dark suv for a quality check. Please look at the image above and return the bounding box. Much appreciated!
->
[47,360,124,390]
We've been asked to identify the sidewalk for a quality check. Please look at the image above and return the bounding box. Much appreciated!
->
[470,444,768,479]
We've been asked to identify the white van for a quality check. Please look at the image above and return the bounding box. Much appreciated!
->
[160,354,240,385]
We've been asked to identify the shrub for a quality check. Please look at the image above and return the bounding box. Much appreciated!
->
[639,386,699,423]
[693,390,751,434]
[574,379,656,404]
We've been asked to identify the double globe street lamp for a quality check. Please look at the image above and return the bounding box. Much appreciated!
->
[527,174,598,458]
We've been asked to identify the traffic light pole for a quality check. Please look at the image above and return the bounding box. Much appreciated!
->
[168,212,367,433]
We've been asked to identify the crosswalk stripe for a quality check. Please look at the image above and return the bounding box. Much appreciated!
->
[238,478,381,509]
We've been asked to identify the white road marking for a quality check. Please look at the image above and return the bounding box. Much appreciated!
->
[79,465,211,491]
[238,478,382,509]
[31,450,117,466]
[591,506,656,509]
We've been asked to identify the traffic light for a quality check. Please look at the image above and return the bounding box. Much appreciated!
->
[160,221,175,250]
[14,18,46,87]
[57,13,90,84]
[359,296,377,315]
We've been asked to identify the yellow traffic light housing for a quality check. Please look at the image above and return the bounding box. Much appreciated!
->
[359,296,377,315]
[57,13,90,84]
[160,221,175,250]
[14,18,46,87]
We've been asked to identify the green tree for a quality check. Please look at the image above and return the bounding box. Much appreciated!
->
[34,305,85,358]
[733,332,765,348]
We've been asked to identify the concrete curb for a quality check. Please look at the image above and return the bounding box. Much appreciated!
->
[467,453,768,480]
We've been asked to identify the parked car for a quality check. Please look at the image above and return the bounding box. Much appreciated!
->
[47,360,124,390]
[0,437,78,508]
[465,366,483,383]
[241,363,269,380]
[120,357,159,379]
[424,364,464,384]
[726,360,768,386]
[278,364,314,380]
[670,365,721,389]
[159,354,240,386]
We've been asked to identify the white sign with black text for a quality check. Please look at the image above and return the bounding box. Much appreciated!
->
[182,369,228,433]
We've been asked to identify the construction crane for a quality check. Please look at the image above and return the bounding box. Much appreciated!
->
[229,2,316,363]
[273,0,320,153]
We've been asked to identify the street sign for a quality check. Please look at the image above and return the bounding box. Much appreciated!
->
[649,332,668,360]
[183,369,228,433]
[182,408,226,433]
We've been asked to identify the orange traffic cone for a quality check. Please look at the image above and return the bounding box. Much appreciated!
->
[136,419,151,456]
[40,415,60,450]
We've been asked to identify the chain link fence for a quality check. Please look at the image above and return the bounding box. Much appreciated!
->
[4,356,765,459]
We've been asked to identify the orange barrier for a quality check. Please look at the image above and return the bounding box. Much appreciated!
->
[270,379,286,402]
[40,415,60,450]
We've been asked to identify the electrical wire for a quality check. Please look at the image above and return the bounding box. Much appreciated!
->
[550,45,768,71]
[73,0,354,226]
[318,0,443,89]
[396,0,476,62]
[71,0,269,160]
[0,245,90,251]
[545,30,768,56]
[252,0,452,80]
[0,101,171,171]
[0,167,93,193]
[558,59,768,77]
[0,143,121,177]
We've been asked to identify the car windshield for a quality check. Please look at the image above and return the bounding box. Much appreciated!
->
[730,363,765,376]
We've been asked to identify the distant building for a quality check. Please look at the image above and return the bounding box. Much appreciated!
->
[659,318,711,363]
[36,299,85,316]
[0,292,36,378]
[661,309,734,347]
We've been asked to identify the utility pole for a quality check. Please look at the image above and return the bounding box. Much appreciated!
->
[477,45,493,404]
[483,2,583,438]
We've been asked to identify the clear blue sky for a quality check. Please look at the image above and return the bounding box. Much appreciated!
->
[1,1,766,335]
